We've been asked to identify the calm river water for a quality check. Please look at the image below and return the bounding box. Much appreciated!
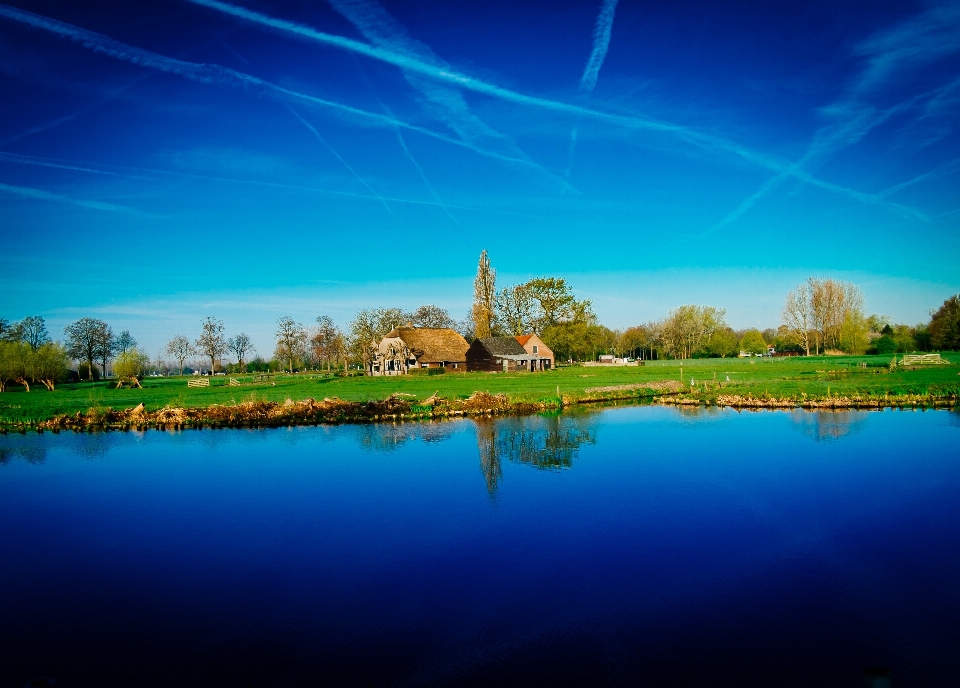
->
[1,406,959,687]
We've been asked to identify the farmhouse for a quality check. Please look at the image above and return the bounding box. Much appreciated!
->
[515,334,553,370]
[371,326,469,376]
[466,336,549,372]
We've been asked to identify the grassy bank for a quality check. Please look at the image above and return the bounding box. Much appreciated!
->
[1,353,957,430]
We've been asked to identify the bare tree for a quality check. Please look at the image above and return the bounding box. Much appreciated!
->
[496,284,536,335]
[64,318,110,381]
[165,335,195,376]
[472,249,496,338]
[348,307,408,373]
[781,282,812,356]
[228,333,255,372]
[195,317,227,375]
[95,325,116,379]
[808,278,864,352]
[275,316,307,374]
[312,316,340,371]
[116,330,138,354]
[17,316,51,351]
[409,305,457,329]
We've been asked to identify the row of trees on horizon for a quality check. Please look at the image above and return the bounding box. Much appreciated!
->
[2,252,960,387]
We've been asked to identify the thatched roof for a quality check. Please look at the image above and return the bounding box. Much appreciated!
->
[385,327,469,362]
[477,336,527,356]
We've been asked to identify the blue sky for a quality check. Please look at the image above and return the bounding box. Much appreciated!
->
[1,0,959,356]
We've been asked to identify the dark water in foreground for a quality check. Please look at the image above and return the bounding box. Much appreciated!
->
[1,406,959,687]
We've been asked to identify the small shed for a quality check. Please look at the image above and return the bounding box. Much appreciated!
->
[467,337,542,372]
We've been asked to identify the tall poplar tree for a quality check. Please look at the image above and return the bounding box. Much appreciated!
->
[472,249,496,339]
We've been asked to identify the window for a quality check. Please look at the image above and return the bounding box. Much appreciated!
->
[533,345,538,354]
[422,363,429,368]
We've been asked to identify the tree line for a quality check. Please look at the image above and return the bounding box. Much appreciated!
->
[2,258,959,390]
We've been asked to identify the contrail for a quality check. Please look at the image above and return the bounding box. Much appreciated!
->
[580,0,619,93]
[0,71,156,149]
[879,156,960,197]
[180,0,904,211]
[0,151,541,217]
[288,107,394,215]
[326,0,558,194]
[0,181,159,216]
[0,4,566,180]
[709,99,927,233]
[0,151,156,179]
[392,123,458,225]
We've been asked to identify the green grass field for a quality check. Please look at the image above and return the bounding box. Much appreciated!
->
[1,353,958,426]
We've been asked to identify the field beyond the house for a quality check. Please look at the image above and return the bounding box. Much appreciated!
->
[1,353,958,426]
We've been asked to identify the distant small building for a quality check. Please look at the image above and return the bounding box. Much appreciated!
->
[371,326,470,376]
[515,334,553,370]
[598,354,615,364]
[466,336,547,372]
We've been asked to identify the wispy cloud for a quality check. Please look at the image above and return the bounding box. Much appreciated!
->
[566,0,619,181]
[0,181,159,216]
[711,3,960,230]
[288,107,394,215]
[580,0,619,93]
[183,0,907,212]
[0,4,562,177]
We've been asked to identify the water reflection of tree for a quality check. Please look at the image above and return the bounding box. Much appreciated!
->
[475,414,598,496]
[791,409,870,442]
[0,441,47,465]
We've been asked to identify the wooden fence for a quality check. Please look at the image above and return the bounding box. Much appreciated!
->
[187,378,210,388]
[900,353,945,365]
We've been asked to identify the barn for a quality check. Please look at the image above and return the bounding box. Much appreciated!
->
[371,326,469,376]
[466,336,544,372]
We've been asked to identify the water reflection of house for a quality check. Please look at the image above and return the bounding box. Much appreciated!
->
[466,336,552,372]
[371,326,469,376]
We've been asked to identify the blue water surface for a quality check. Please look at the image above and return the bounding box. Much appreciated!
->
[1,406,959,687]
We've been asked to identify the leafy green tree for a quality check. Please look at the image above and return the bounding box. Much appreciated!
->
[739,329,767,355]
[33,342,69,391]
[0,342,16,392]
[929,295,960,351]
[840,308,870,354]
[874,336,897,355]
[706,327,739,357]
[114,348,150,387]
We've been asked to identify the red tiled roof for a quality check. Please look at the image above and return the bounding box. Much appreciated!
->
[515,334,533,346]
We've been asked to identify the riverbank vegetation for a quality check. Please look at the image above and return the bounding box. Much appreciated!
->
[1,354,956,431]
